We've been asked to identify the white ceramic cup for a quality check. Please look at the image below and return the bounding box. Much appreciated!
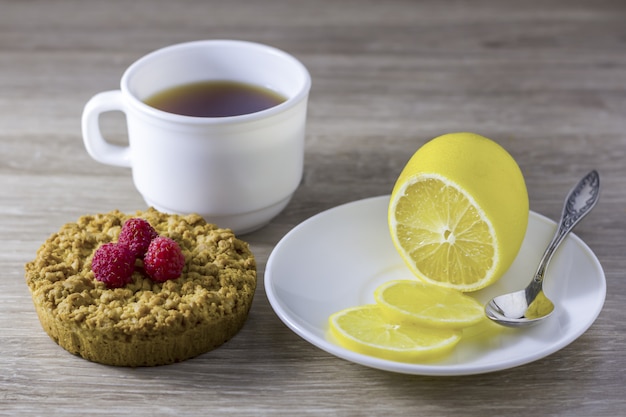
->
[82,40,311,234]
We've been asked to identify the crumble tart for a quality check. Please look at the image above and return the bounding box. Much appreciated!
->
[24,208,256,366]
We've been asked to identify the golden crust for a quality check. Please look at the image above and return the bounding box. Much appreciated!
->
[25,208,256,366]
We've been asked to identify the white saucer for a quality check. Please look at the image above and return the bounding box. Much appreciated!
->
[265,196,606,375]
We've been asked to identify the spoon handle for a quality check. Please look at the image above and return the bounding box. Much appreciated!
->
[534,170,600,282]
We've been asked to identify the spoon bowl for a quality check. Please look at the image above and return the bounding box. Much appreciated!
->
[485,170,600,327]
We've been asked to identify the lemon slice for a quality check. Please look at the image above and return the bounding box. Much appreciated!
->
[388,132,529,292]
[329,305,461,362]
[374,280,485,328]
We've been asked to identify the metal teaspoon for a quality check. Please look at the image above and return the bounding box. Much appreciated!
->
[484,170,600,327]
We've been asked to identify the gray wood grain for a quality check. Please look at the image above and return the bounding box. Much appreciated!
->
[2,0,625,415]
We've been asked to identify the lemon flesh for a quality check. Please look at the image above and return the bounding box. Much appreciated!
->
[374,280,485,328]
[388,132,529,292]
[329,305,461,362]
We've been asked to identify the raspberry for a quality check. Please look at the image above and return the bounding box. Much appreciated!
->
[91,243,135,288]
[143,237,185,283]
[118,218,158,258]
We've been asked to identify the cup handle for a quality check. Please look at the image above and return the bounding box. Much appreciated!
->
[81,90,132,167]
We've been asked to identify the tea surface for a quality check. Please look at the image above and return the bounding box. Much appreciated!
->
[144,80,286,117]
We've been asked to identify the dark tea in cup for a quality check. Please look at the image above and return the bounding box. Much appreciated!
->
[143,80,287,117]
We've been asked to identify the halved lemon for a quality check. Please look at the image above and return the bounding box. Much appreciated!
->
[328,304,461,362]
[374,280,485,328]
[388,132,529,292]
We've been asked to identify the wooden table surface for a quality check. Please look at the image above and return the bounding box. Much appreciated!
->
[2,0,625,415]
